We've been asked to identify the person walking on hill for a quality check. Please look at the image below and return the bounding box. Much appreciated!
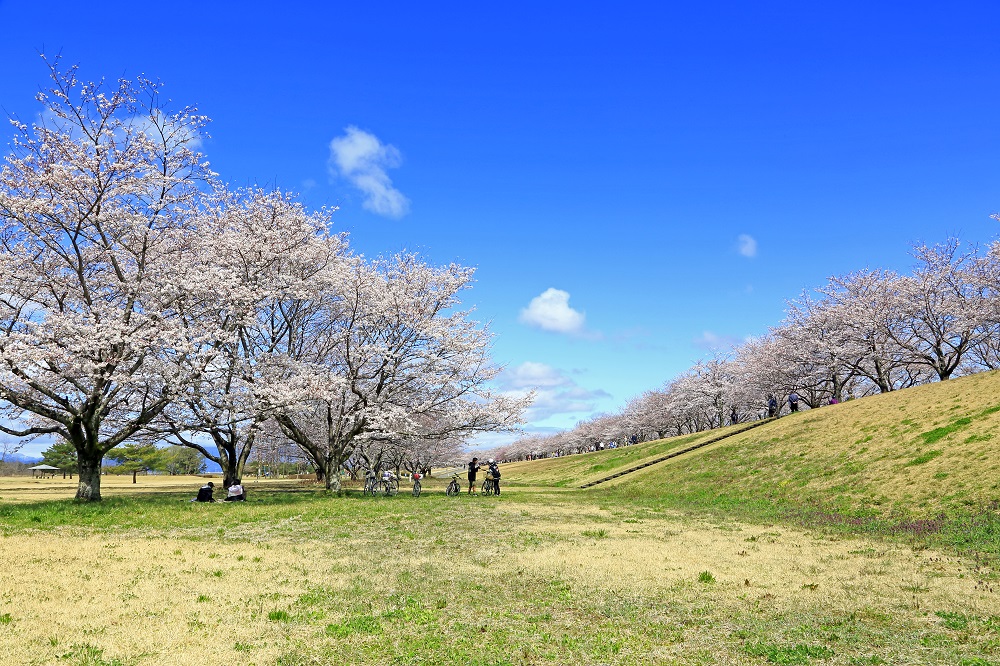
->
[730,406,739,426]
[788,391,800,413]
[767,395,778,418]
[467,457,482,495]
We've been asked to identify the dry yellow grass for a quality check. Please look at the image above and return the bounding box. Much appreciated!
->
[0,474,296,504]
[0,482,997,664]
[606,370,1000,515]
[6,372,1000,664]
[507,371,1000,515]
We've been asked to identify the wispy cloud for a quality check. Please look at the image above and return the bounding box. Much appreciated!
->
[519,288,588,335]
[694,330,742,351]
[328,126,410,218]
[737,233,757,258]
[496,362,610,422]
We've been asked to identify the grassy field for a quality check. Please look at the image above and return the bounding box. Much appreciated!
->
[4,373,1000,664]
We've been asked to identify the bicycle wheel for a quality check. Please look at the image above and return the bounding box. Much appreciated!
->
[412,480,421,497]
[385,480,398,497]
[446,481,458,496]
[481,479,493,496]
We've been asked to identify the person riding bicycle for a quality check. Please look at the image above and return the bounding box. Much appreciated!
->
[486,458,501,495]
[467,457,482,495]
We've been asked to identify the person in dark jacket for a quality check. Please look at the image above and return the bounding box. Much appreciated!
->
[467,457,482,495]
[193,481,216,502]
[487,458,501,495]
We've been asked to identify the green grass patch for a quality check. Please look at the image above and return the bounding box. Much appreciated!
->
[325,614,382,637]
[906,450,943,466]
[920,417,972,445]
[744,641,834,664]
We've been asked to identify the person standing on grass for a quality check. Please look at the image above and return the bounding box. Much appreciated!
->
[467,457,482,495]
[730,406,739,426]
[487,458,501,495]
[788,391,800,413]
[767,395,778,418]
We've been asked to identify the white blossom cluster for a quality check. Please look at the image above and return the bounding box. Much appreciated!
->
[0,58,530,499]
[494,233,1000,461]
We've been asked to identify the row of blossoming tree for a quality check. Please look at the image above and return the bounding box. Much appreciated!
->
[495,230,1000,460]
[0,59,529,501]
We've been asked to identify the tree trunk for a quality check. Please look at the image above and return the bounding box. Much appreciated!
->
[76,455,102,502]
[132,470,137,484]
[324,459,341,492]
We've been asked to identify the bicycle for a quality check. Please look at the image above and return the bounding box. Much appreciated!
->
[411,472,422,497]
[481,474,496,496]
[363,471,378,497]
[381,474,399,497]
[445,474,461,496]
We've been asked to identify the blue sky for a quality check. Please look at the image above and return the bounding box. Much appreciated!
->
[2,1,1000,454]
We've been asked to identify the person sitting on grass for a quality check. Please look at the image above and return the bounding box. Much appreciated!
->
[192,481,216,502]
[224,480,246,502]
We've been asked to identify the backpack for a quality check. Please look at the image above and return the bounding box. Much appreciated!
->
[490,464,500,479]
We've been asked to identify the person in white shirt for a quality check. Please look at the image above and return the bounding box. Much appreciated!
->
[224,480,246,502]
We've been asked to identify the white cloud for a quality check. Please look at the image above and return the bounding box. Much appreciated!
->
[496,362,610,422]
[518,288,586,335]
[694,330,743,351]
[737,233,757,258]
[500,361,572,389]
[328,126,410,218]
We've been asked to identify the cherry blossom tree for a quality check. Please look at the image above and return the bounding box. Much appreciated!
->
[157,187,347,487]
[816,270,920,393]
[273,254,530,491]
[888,240,988,380]
[0,59,214,500]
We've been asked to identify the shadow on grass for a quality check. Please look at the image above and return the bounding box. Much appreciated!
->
[0,484,412,532]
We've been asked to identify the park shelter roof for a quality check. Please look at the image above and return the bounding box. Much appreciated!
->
[28,464,59,470]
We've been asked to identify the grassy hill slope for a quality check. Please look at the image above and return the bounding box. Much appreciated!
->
[500,428,744,487]
[509,371,1000,521]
